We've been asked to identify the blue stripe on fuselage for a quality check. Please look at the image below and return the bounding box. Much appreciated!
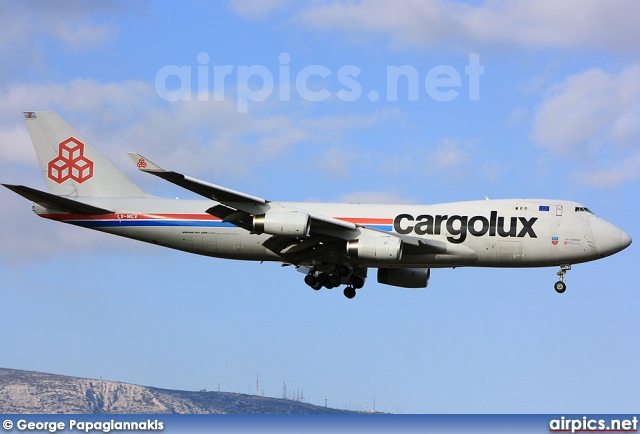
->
[69,220,237,229]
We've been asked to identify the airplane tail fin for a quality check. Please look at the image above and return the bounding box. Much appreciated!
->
[22,111,146,198]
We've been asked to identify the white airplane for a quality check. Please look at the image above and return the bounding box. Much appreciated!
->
[4,112,632,298]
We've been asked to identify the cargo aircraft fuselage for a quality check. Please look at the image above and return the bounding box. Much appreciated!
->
[4,112,631,298]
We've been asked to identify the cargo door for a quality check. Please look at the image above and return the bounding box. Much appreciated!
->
[497,240,522,263]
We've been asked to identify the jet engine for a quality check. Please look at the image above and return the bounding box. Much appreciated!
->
[377,268,430,288]
[346,236,403,261]
[253,211,311,237]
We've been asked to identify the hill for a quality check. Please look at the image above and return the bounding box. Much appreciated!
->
[0,368,359,414]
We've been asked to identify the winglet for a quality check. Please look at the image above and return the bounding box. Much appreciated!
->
[127,153,166,173]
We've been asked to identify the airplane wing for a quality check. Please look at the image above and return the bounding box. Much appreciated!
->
[128,153,358,233]
[127,153,445,262]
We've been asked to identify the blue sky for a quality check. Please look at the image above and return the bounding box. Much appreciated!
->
[0,0,638,414]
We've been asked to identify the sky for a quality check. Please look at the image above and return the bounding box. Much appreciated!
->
[0,0,638,414]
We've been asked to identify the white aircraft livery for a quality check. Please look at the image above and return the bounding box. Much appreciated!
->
[4,112,632,298]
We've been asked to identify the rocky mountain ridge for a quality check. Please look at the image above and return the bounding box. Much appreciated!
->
[0,368,357,414]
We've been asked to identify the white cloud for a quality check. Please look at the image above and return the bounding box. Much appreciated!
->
[0,1,121,47]
[575,152,640,188]
[409,137,474,180]
[316,147,360,179]
[430,137,471,170]
[228,0,293,20]
[0,1,121,79]
[0,80,403,178]
[50,23,115,50]
[292,0,640,54]
[0,124,35,167]
[531,66,640,156]
[0,81,285,178]
[531,65,640,188]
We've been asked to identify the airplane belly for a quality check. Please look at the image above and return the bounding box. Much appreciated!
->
[94,225,279,261]
[190,230,277,260]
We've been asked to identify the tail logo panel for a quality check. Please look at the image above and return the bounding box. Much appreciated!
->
[48,137,94,184]
[136,158,147,169]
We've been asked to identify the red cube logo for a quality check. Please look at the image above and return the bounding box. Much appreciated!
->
[47,137,94,184]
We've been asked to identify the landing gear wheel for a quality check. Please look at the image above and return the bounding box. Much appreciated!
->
[554,281,566,294]
[336,264,350,277]
[343,287,356,299]
[329,274,341,287]
[351,276,365,289]
[317,273,329,286]
[304,274,317,287]
[555,265,571,294]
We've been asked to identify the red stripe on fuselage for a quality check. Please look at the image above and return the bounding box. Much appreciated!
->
[337,217,393,225]
[39,213,223,221]
[38,212,393,226]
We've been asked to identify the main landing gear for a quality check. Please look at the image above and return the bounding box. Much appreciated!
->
[343,276,364,299]
[304,264,365,299]
[554,265,571,293]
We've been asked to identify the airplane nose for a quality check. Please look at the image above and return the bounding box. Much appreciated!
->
[621,229,632,249]
[590,216,632,258]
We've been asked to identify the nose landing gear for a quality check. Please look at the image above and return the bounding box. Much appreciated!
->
[554,265,571,293]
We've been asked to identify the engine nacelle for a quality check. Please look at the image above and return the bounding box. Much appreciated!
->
[377,268,430,288]
[346,236,403,261]
[253,211,311,237]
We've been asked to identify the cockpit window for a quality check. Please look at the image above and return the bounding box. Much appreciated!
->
[574,206,594,214]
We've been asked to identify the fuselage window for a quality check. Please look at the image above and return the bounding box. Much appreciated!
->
[574,206,595,214]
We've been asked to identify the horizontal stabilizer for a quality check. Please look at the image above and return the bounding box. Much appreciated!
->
[2,184,113,215]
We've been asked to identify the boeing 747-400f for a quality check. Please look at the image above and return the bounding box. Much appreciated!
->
[3,112,632,298]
